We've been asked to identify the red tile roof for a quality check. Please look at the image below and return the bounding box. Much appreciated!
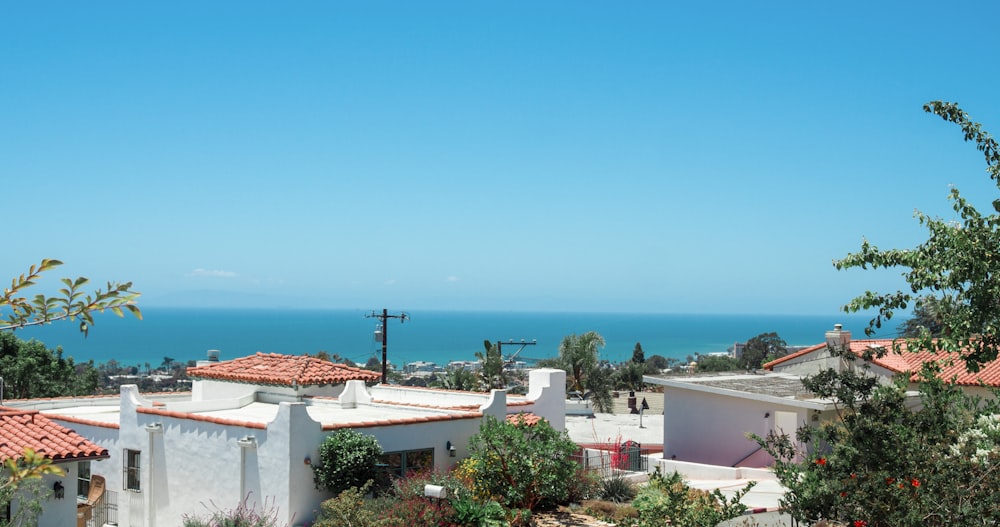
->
[506,412,544,426]
[765,339,1000,387]
[187,352,380,387]
[0,408,109,463]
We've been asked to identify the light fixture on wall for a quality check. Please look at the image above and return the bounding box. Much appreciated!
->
[53,481,64,499]
[446,441,456,457]
[304,455,311,465]
[764,412,770,419]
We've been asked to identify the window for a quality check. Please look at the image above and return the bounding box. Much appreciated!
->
[380,448,433,478]
[124,449,141,491]
[78,460,92,499]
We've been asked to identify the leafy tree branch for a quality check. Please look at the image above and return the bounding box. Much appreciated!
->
[2,259,141,335]
[835,102,1000,371]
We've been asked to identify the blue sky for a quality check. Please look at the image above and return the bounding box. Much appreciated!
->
[3,2,999,315]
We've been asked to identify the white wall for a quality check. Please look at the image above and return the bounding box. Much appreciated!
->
[662,386,809,466]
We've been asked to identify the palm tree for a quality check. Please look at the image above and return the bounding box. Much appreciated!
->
[558,331,605,393]
[476,340,507,390]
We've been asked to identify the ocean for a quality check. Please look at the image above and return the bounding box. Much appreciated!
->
[12,308,899,369]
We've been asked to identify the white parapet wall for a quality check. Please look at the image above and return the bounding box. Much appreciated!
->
[526,368,566,431]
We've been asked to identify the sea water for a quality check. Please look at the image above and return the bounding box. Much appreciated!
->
[13,308,896,369]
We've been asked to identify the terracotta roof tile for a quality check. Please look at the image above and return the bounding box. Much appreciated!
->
[764,339,1000,387]
[136,406,267,429]
[187,352,380,387]
[321,411,483,431]
[506,412,544,426]
[0,408,109,463]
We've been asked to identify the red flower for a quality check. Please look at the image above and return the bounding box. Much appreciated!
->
[814,457,827,466]
[854,521,868,527]
[886,477,895,485]
[850,473,857,479]
[911,478,920,487]
[840,491,847,497]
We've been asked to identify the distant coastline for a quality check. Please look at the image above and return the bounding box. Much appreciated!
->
[15,308,899,370]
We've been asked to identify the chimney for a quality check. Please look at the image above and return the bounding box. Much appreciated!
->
[824,324,851,351]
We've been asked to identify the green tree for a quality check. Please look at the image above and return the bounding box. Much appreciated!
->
[756,103,1000,526]
[312,429,383,496]
[558,331,605,393]
[462,415,580,511]
[835,101,1000,372]
[693,354,741,372]
[475,340,506,390]
[899,296,949,338]
[757,358,1000,526]
[632,342,645,363]
[617,360,646,392]
[739,332,788,370]
[645,354,673,374]
[2,259,141,334]
[0,332,100,399]
[432,366,479,391]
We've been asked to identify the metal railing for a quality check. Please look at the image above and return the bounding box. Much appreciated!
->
[88,489,118,527]
[573,441,651,477]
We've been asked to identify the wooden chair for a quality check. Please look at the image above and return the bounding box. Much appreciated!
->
[76,475,106,527]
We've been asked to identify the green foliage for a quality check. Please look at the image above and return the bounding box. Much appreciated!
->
[599,474,637,503]
[616,360,647,392]
[559,332,605,393]
[631,468,752,527]
[450,496,506,527]
[312,429,383,496]
[644,354,673,373]
[0,332,100,398]
[632,342,645,363]
[1,259,141,335]
[475,340,507,390]
[898,296,948,338]
[566,466,602,503]
[462,416,580,511]
[692,354,740,372]
[432,366,479,391]
[756,362,1000,527]
[0,447,65,526]
[556,331,614,412]
[739,332,787,370]
[835,102,1000,372]
[312,482,379,527]
[181,494,283,527]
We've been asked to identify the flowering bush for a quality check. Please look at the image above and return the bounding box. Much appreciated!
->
[629,468,751,527]
[756,362,1000,527]
[463,416,579,511]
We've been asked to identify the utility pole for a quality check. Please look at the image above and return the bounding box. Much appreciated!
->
[366,309,409,384]
[497,339,537,368]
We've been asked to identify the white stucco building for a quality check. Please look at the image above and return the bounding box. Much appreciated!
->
[5,353,567,527]
[646,324,1000,468]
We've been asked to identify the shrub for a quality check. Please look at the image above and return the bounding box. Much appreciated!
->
[312,429,383,495]
[449,496,506,527]
[630,468,752,527]
[566,467,602,503]
[374,493,457,527]
[182,494,283,527]
[312,482,378,527]
[463,415,580,511]
[599,474,637,503]
[756,364,1000,527]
